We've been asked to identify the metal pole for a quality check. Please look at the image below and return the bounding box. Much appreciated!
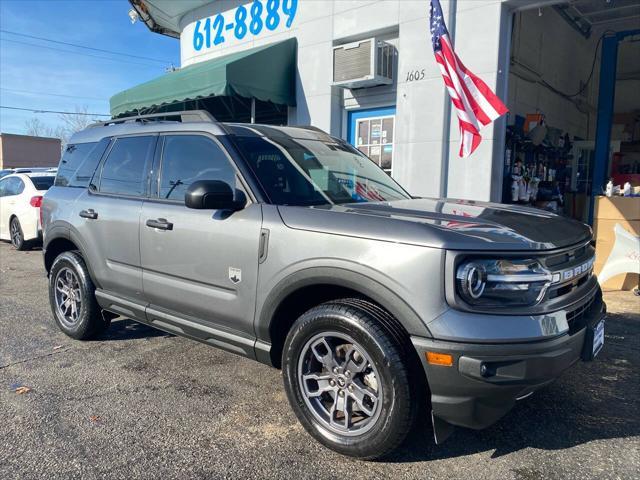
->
[439,0,456,199]
[590,34,618,225]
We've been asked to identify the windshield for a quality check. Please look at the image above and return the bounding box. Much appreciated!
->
[30,176,55,190]
[232,133,410,206]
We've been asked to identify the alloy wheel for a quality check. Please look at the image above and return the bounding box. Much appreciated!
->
[297,332,382,436]
[10,219,21,248]
[54,267,82,328]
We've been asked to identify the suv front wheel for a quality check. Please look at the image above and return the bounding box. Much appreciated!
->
[48,251,110,340]
[282,299,417,459]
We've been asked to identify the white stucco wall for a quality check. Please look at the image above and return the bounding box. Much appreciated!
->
[178,0,511,201]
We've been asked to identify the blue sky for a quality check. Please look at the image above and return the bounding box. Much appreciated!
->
[0,0,180,134]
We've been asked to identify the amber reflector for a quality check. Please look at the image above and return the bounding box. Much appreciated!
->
[426,351,453,367]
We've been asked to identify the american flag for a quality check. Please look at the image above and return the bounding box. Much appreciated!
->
[355,181,385,201]
[430,0,508,158]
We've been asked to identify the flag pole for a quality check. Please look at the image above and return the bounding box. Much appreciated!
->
[439,0,456,199]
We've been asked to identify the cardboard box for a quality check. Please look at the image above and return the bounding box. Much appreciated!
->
[593,196,640,291]
[594,196,640,220]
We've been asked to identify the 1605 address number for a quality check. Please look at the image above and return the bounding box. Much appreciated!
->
[193,0,298,51]
[405,69,426,82]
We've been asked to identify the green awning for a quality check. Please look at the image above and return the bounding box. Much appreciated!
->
[110,38,296,117]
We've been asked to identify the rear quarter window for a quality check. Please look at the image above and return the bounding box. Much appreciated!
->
[55,138,110,187]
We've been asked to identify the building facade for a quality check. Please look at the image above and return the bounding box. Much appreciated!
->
[123,0,640,208]
[0,133,61,169]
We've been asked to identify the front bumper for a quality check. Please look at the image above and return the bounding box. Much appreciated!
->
[411,292,605,442]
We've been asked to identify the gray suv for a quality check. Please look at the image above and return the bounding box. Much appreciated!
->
[42,111,605,459]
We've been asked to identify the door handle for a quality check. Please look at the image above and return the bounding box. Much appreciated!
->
[146,218,173,231]
[79,209,98,219]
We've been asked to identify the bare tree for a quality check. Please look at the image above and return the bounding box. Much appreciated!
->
[24,106,98,150]
[58,106,94,138]
[24,118,56,138]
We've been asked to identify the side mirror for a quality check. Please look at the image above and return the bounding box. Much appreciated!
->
[185,180,245,211]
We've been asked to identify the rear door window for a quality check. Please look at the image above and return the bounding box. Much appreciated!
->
[15,178,25,195]
[2,177,25,196]
[98,136,156,197]
[0,178,9,197]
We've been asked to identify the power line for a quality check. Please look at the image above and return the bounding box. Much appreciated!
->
[0,29,171,64]
[1,87,106,101]
[1,105,110,117]
[540,34,606,100]
[1,38,165,68]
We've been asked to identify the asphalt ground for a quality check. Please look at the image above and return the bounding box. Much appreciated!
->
[0,241,638,479]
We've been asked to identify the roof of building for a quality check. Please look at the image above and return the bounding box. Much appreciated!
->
[129,0,212,37]
[0,133,61,142]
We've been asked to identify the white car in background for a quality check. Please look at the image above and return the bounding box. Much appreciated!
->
[0,172,56,250]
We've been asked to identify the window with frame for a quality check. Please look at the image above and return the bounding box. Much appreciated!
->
[99,136,155,197]
[0,177,24,197]
[0,178,8,197]
[355,115,395,174]
[30,176,55,191]
[14,178,25,195]
[159,135,238,202]
[56,139,110,188]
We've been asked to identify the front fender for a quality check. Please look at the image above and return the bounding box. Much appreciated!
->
[255,265,434,343]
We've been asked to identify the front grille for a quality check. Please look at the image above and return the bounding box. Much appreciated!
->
[545,244,589,269]
[542,242,595,302]
[548,271,592,299]
[566,291,598,335]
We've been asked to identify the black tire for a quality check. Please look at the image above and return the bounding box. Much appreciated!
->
[48,251,109,340]
[10,216,28,251]
[282,299,417,459]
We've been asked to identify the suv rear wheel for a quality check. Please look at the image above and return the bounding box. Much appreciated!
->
[282,299,416,459]
[48,251,109,339]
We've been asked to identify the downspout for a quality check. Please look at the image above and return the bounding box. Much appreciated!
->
[439,0,456,199]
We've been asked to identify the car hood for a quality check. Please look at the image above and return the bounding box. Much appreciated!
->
[277,198,592,251]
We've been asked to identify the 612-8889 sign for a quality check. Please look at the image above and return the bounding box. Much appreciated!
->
[193,0,298,51]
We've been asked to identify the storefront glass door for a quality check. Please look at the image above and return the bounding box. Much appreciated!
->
[348,107,396,175]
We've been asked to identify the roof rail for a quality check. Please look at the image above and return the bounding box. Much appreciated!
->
[89,110,217,128]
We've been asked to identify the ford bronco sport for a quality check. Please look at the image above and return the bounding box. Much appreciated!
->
[42,111,606,459]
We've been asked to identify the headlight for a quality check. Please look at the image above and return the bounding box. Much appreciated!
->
[455,258,552,308]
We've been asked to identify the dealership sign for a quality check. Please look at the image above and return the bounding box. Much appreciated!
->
[188,0,298,55]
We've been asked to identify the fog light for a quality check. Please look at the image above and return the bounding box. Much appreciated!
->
[426,351,453,367]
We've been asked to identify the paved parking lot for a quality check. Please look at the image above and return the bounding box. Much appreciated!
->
[0,241,638,479]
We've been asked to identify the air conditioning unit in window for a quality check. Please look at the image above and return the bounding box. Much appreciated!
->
[332,38,394,89]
